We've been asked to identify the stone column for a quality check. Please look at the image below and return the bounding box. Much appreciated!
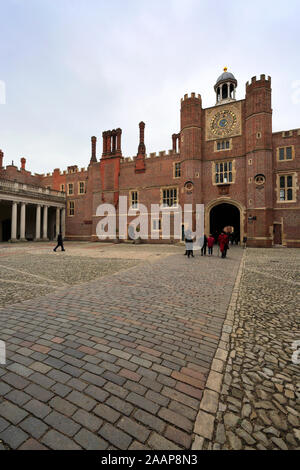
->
[227,82,230,99]
[61,207,66,238]
[35,204,41,241]
[42,205,48,241]
[55,207,60,238]
[20,202,26,241]
[11,201,18,242]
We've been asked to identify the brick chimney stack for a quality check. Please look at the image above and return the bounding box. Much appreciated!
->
[135,121,146,173]
[0,150,3,168]
[21,157,26,170]
[90,136,97,163]
[138,121,146,155]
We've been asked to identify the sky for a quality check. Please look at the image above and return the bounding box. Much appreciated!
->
[0,0,299,174]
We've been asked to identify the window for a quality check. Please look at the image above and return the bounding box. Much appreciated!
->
[162,188,178,207]
[60,184,65,192]
[67,183,74,195]
[278,146,294,161]
[68,200,75,216]
[279,175,294,201]
[215,161,233,184]
[174,162,181,178]
[130,191,138,208]
[152,219,161,231]
[78,181,85,194]
[216,140,230,151]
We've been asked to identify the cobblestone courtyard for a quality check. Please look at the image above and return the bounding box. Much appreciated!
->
[0,242,299,450]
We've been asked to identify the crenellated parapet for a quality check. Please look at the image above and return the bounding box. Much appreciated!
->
[180,92,201,103]
[245,74,271,92]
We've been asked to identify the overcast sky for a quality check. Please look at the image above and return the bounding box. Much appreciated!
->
[0,0,299,174]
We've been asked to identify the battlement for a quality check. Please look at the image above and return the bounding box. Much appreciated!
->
[121,157,134,164]
[120,149,178,164]
[40,166,88,178]
[181,92,201,103]
[272,128,300,138]
[246,74,271,91]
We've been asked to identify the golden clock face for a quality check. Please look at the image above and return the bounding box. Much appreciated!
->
[210,110,237,137]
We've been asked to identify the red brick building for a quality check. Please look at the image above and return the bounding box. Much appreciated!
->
[1,69,300,247]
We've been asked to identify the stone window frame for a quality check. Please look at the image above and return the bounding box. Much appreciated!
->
[276,172,298,203]
[129,190,139,209]
[277,145,295,162]
[160,186,179,208]
[78,181,86,195]
[173,161,181,178]
[212,159,236,186]
[214,138,232,152]
[67,183,74,195]
[67,200,75,216]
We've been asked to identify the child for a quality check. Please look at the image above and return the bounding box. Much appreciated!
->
[207,234,215,256]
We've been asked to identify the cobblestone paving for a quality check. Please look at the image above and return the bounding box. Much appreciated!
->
[202,248,300,450]
[0,242,149,307]
[0,244,242,450]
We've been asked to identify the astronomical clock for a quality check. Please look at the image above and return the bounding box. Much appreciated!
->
[205,102,242,141]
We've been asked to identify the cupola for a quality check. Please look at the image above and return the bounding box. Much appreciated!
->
[214,67,237,105]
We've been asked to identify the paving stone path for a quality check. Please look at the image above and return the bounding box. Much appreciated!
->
[0,245,242,450]
[195,248,300,450]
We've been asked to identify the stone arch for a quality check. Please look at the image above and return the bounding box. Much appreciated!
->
[205,198,246,243]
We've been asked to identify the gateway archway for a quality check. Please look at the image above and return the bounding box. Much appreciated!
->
[208,201,242,243]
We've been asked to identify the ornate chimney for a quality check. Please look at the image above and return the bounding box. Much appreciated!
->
[90,136,97,163]
[135,121,146,173]
[21,157,26,170]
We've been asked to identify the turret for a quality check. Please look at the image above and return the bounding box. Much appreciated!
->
[180,93,202,159]
[245,75,272,152]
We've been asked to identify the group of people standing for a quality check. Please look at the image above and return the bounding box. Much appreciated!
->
[184,229,230,259]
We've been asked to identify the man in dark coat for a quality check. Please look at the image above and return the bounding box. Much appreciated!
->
[53,233,65,252]
[201,234,207,256]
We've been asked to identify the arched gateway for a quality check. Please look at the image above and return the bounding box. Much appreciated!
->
[205,199,246,243]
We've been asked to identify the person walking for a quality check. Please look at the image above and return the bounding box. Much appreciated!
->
[207,234,215,256]
[184,227,194,258]
[53,232,65,252]
[201,234,207,256]
[218,231,229,258]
